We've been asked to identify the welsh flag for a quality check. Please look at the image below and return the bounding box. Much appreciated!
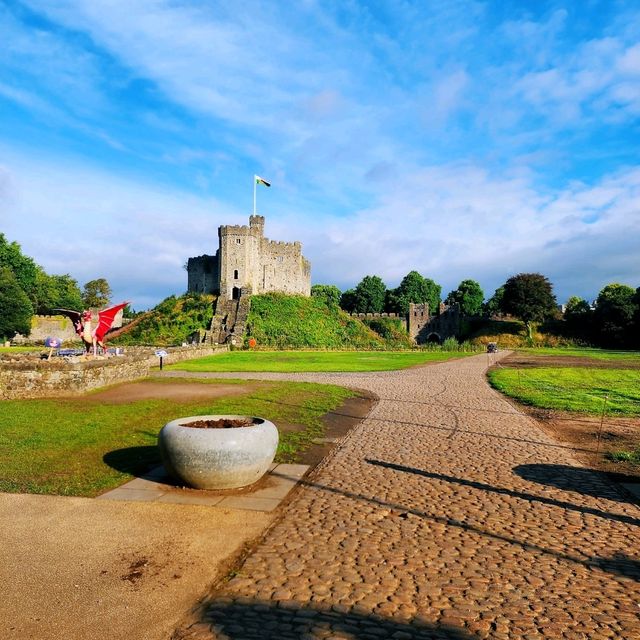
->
[255,175,271,187]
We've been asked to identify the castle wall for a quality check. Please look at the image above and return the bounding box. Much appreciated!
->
[260,239,311,296]
[187,254,219,294]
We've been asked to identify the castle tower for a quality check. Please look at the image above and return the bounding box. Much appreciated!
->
[218,219,262,300]
[188,214,311,300]
[408,302,430,342]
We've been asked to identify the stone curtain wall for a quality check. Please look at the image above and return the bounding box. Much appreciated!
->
[22,315,78,343]
[0,345,226,400]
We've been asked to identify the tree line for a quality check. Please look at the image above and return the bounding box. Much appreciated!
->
[313,271,640,349]
[0,233,113,340]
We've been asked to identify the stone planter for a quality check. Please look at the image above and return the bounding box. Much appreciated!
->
[158,415,279,490]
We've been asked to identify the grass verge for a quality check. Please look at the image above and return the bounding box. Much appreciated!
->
[165,350,470,373]
[516,347,640,362]
[0,379,353,497]
[488,367,640,415]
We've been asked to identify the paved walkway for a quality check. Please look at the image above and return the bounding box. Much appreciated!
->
[172,353,640,640]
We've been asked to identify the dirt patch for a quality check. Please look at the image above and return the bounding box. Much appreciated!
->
[84,380,259,403]
[501,352,640,369]
[525,407,640,483]
[297,390,376,467]
[178,417,258,429]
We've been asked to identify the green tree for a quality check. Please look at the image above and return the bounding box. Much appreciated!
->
[353,275,387,313]
[502,273,557,339]
[593,283,637,348]
[563,296,593,341]
[634,287,640,349]
[32,266,58,314]
[386,271,441,315]
[82,278,112,308]
[51,274,84,311]
[483,286,505,316]
[339,289,357,313]
[311,284,341,308]
[0,267,33,339]
[0,233,38,304]
[445,279,484,316]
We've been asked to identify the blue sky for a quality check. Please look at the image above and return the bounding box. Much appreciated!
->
[1,0,639,309]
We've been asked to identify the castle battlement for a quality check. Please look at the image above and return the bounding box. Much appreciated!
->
[188,215,311,299]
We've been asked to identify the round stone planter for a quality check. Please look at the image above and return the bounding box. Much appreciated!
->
[158,415,279,490]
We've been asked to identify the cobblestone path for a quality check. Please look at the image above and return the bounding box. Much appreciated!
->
[174,354,640,640]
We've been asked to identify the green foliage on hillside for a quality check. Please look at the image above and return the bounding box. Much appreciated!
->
[113,293,215,346]
[362,317,413,349]
[246,293,388,349]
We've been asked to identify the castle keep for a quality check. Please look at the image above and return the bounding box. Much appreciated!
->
[187,215,311,300]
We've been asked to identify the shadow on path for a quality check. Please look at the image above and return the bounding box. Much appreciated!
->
[514,463,640,503]
[290,468,638,579]
[181,599,479,640]
[366,459,640,525]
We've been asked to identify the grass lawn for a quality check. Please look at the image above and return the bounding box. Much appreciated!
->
[488,367,640,415]
[165,350,471,373]
[517,347,640,362]
[0,379,353,497]
[0,346,41,353]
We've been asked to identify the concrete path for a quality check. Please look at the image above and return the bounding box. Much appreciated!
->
[171,353,640,640]
[0,494,273,640]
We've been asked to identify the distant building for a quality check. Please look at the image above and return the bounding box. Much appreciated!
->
[187,215,311,300]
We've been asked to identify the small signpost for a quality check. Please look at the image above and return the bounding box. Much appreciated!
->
[155,349,168,370]
[44,336,62,360]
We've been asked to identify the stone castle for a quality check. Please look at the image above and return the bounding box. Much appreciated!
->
[187,215,311,300]
[187,215,310,344]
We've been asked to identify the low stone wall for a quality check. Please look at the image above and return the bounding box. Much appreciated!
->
[0,345,227,400]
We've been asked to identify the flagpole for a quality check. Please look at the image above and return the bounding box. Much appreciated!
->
[253,175,257,216]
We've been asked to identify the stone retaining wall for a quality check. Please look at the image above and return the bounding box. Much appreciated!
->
[0,345,227,400]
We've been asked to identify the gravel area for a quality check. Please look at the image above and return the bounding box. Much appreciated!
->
[170,353,640,640]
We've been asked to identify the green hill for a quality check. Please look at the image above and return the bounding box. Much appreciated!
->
[245,293,400,349]
[112,293,215,346]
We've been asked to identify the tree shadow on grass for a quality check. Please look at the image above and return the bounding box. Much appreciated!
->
[103,445,160,477]
[180,598,479,640]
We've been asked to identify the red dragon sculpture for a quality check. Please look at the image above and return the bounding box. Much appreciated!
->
[54,302,129,356]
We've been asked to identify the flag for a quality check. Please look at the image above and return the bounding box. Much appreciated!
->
[255,175,271,187]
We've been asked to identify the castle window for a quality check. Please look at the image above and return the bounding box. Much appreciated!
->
[277,256,284,263]
[234,269,239,279]
[236,239,241,244]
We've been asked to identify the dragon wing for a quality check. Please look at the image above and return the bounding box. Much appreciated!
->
[94,302,129,343]
[53,308,83,336]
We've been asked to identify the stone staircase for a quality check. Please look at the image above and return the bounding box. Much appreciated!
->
[209,294,251,345]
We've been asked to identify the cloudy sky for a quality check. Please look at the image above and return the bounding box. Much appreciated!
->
[1,0,639,309]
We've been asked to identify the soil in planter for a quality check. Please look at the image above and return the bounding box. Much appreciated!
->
[179,418,260,429]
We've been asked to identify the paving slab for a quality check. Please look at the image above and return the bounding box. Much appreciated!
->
[169,354,640,640]
[98,463,310,511]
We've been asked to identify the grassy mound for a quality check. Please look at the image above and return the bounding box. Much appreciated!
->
[246,293,388,349]
[113,293,215,346]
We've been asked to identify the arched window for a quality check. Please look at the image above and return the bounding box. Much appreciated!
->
[233,269,239,279]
